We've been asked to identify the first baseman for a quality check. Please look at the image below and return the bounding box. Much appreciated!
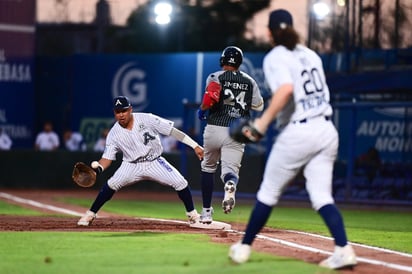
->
[197,46,264,223]
[228,10,357,270]
[77,96,204,226]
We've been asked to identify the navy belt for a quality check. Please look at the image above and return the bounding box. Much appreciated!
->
[130,156,160,163]
[293,116,330,124]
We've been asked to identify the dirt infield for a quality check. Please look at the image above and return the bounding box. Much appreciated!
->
[0,189,411,274]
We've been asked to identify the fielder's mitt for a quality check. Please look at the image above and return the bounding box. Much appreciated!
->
[72,162,96,187]
[229,118,264,143]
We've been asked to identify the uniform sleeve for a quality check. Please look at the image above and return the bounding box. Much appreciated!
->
[101,131,118,160]
[251,78,264,111]
[205,73,220,86]
[148,113,174,136]
[263,55,293,93]
[53,133,60,147]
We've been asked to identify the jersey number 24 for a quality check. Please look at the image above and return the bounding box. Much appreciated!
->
[223,89,247,110]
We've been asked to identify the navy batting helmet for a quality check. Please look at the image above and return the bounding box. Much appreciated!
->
[219,46,243,68]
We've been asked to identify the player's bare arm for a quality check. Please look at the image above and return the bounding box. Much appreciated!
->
[193,146,204,161]
[254,83,293,134]
[89,158,113,174]
[95,158,112,171]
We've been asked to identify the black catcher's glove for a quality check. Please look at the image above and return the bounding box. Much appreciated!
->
[229,118,264,143]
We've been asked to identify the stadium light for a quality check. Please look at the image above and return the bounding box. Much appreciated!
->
[312,1,331,20]
[337,0,345,7]
[154,2,173,25]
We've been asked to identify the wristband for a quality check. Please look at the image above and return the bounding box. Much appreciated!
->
[181,135,199,149]
[91,161,104,174]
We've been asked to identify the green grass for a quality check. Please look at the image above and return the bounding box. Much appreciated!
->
[0,200,46,215]
[0,232,330,274]
[1,194,411,274]
[61,197,412,253]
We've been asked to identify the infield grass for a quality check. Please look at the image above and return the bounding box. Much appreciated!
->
[0,195,411,274]
[62,197,412,253]
[0,231,330,274]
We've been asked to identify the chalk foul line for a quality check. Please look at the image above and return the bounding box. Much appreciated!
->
[1,191,411,272]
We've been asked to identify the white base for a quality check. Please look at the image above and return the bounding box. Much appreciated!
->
[190,220,231,230]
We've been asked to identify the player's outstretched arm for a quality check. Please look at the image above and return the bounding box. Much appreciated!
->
[254,84,293,133]
[169,127,204,160]
[193,146,204,160]
[91,158,112,173]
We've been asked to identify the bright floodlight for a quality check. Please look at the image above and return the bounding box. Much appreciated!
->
[156,15,171,25]
[154,2,173,25]
[312,2,330,20]
[337,0,345,7]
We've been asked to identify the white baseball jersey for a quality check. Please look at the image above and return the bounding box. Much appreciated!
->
[93,138,106,152]
[65,132,86,151]
[103,113,172,162]
[258,44,337,211]
[263,44,332,129]
[103,113,188,191]
[0,131,12,150]
[35,131,60,151]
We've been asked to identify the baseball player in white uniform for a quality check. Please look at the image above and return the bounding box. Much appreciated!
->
[197,46,264,223]
[229,10,357,270]
[77,96,204,227]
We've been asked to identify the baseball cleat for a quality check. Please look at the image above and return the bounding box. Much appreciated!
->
[319,244,357,269]
[229,241,251,264]
[200,207,214,224]
[77,210,97,226]
[222,181,236,214]
[186,209,200,225]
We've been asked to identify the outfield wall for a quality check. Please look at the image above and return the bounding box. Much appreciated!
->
[0,150,410,206]
[0,150,265,194]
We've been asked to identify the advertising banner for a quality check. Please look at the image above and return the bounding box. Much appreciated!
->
[70,52,269,148]
[338,106,412,163]
[34,52,412,163]
[0,0,36,148]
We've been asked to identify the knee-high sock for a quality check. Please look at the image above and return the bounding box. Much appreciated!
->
[242,200,272,245]
[223,173,238,185]
[201,171,214,208]
[177,186,195,212]
[90,183,115,213]
[318,204,348,247]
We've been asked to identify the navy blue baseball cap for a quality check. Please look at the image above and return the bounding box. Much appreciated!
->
[113,96,131,110]
[268,9,293,30]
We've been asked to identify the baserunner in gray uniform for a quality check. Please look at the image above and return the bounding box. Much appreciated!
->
[197,46,264,223]
[77,96,204,227]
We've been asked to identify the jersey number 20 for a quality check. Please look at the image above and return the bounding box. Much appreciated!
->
[301,68,324,95]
